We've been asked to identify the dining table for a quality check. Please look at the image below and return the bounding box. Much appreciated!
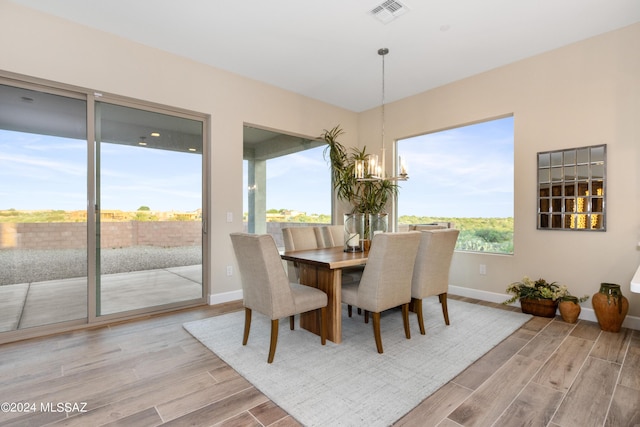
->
[281,246,368,343]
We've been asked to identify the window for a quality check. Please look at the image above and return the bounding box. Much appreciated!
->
[397,116,514,254]
[243,127,330,248]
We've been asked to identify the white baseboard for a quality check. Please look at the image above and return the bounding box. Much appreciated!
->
[208,289,243,306]
[449,285,640,331]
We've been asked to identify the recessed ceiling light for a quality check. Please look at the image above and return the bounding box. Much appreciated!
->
[188,148,197,152]
[151,132,160,137]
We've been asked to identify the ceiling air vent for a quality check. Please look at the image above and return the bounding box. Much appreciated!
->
[370,0,409,24]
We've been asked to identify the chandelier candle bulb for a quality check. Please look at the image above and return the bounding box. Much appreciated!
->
[399,156,408,176]
[369,155,378,177]
[355,160,364,179]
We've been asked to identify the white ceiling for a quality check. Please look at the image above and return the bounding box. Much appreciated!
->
[10,0,640,112]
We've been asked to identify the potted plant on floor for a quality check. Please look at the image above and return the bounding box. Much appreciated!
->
[321,126,399,251]
[503,276,588,319]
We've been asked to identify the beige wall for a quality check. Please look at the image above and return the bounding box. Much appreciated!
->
[1,1,639,316]
[357,23,640,316]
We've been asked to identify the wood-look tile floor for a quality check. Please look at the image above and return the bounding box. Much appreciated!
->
[0,296,638,427]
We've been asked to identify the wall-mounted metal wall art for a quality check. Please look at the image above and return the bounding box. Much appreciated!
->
[537,144,606,231]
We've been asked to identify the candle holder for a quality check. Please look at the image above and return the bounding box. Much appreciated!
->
[368,213,388,240]
[343,213,364,252]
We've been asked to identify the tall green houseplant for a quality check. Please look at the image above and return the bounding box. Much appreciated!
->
[321,125,398,215]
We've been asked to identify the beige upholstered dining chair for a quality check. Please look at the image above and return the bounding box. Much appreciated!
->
[409,224,448,231]
[315,225,363,285]
[341,232,421,353]
[314,225,344,248]
[410,229,460,335]
[285,225,361,286]
[282,226,319,281]
[230,233,328,363]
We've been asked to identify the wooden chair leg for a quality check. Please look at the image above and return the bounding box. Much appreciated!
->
[364,310,369,324]
[439,293,450,325]
[290,315,295,330]
[268,319,279,364]
[319,306,327,345]
[372,312,383,353]
[348,305,353,317]
[402,303,411,339]
[413,297,426,335]
[242,307,252,345]
[357,308,362,315]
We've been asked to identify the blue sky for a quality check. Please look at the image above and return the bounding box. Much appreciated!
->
[245,146,332,216]
[397,116,514,217]
[0,131,87,211]
[245,116,514,218]
[2,116,513,217]
[0,130,201,212]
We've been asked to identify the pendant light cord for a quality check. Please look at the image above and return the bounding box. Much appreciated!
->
[379,48,387,152]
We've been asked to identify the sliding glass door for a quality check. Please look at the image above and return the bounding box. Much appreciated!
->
[95,102,204,316]
[0,83,88,332]
[0,77,207,341]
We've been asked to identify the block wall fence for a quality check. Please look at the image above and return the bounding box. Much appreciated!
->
[0,221,202,250]
[1,221,409,250]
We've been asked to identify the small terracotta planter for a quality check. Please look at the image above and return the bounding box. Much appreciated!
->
[558,297,581,323]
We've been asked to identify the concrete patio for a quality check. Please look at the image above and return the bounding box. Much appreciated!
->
[0,265,202,332]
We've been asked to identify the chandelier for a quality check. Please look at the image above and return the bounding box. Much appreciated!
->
[355,48,408,182]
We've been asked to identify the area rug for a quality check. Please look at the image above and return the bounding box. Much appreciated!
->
[183,299,531,426]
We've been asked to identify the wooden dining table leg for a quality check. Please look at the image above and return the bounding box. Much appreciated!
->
[298,264,343,343]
